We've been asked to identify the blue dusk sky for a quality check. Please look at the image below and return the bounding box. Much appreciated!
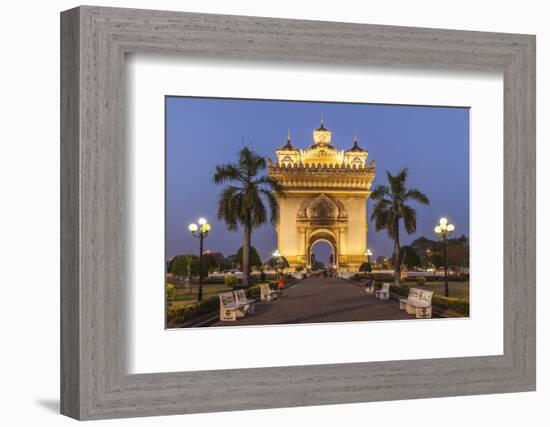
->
[166,96,469,264]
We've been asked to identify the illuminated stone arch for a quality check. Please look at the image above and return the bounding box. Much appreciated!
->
[307,228,338,268]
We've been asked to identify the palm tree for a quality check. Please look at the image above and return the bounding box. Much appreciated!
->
[370,168,430,285]
[214,147,284,287]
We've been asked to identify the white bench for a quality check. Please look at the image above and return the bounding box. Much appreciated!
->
[234,289,256,315]
[375,283,390,300]
[259,283,279,301]
[218,292,247,322]
[365,281,375,294]
[399,287,434,319]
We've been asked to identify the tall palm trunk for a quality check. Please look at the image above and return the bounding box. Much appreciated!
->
[393,218,401,286]
[242,222,251,288]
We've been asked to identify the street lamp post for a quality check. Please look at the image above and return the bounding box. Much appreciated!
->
[273,250,283,275]
[365,249,373,264]
[434,217,455,297]
[188,218,211,301]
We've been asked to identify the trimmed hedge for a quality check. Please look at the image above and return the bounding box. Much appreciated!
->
[415,276,427,286]
[383,283,469,316]
[167,283,270,327]
[167,296,219,327]
[352,273,467,284]
[389,283,410,297]
[432,295,470,316]
[350,273,396,282]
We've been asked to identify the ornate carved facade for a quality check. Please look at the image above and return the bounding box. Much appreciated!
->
[268,120,376,271]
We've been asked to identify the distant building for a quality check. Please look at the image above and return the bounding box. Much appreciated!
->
[204,250,225,265]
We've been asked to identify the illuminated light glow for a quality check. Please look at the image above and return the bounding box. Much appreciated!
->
[447,224,455,232]
[188,223,198,232]
[435,226,442,233]
[198,218,207,225]
[439,217,448,226]
[202,223,211,232]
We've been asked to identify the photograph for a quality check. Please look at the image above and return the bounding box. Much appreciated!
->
[165,97,470,328]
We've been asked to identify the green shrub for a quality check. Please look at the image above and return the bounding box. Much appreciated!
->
[166,283,176,300]
[167,303,185,325]
[432,295,469,316]
[166,296,222,327]
[224,274,238,288]
[390,283,410,297]
[415,276,427,286]
[202,277,226,284]
[359,262,372,272]
[371,273,395,282]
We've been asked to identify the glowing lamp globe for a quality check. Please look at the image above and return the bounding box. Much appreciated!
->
[188,223,198,232]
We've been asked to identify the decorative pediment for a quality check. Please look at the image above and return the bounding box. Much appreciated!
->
[307,194,338,219]
[298,194,348,223]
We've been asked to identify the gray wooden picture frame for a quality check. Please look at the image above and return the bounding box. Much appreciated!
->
[60,5,536,420]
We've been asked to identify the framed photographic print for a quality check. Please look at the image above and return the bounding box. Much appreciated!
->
[61,6,535,420]
[164,96,470,329]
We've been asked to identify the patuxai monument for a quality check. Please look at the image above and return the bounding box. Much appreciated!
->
[268,119,376,272]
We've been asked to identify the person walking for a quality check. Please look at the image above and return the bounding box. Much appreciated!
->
[277,273,286,298]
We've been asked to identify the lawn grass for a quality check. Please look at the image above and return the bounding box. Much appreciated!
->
[417,281,469,301]
[168,284,232,308]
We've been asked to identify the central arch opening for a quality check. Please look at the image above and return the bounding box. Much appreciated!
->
[310,240,334,271]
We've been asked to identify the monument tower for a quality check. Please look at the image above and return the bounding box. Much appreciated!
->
[268,119,376,271]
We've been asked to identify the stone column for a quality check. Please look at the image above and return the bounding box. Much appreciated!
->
[299,227,307,268]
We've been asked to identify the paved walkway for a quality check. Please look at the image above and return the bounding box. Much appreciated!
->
[210,277,414,327]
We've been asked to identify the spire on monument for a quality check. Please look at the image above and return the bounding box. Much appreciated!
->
[313,117,332,145]
[346,129,367,153]
[278,127,297,150]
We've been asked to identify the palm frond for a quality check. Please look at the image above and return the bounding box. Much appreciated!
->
[370,185,390,200]
[260,188,280,225]
[213,164,243,185]
[238,147,266,178]
[402,205,417,234]
[387,168,407,197]
[370,201,391,231]
[255,175,285,198]
[404,188,430,205]
[214,147,286,233]
[217,186,241,230]
[396,167,409,182]
[370,167,427,243]
[248,190,267,228]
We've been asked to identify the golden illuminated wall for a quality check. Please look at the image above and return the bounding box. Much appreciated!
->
[268,122,375,271]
